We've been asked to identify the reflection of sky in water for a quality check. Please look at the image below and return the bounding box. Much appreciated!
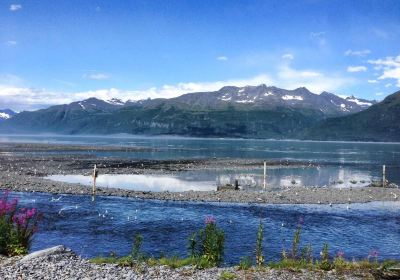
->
[3,134,400,184]
[47,165,383,191]
[11,192,400,264]
[46,174,216,192]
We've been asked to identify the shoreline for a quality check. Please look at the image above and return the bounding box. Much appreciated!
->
[0,142,399,205]
[0,246,383,280]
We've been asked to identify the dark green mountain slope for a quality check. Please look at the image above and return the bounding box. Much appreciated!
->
[303,90,400,142]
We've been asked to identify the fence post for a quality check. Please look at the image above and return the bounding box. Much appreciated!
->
[263,161,266,190]
[382,165,386,188]
[92,164,98,201]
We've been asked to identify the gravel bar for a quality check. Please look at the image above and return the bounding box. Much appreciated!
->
[0,142,399,204]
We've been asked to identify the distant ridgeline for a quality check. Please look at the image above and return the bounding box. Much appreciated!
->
[1,85,399,142]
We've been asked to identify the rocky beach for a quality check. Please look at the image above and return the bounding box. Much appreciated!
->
[0,246,378,280]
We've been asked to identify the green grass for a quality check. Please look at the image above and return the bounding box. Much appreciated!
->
[268,259,314,271]
[219,271,237,280]
[157,256,195,268]
[90,255,134,266]
[238,256,252,270]
[266,258,400,273]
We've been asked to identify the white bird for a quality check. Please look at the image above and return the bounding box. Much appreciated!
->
[329,202,332,207]
[51,196,62,202]
[346,205,350,210]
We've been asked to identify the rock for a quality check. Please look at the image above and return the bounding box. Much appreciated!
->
[19,245,67,263]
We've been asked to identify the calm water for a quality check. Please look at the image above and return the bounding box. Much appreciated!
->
[3,134,400,186]
[11,192,400,265]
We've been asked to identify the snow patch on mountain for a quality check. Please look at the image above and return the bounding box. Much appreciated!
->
[282,95,303,101]
[78,102,85,109]
[106,98,125,106]
[0,113,11,119]
[346,98,372,106]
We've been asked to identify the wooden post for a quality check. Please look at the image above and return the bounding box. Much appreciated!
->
[382,165,386,188]
[234,179,239,190]
[92,164,98,201]
[263,161,266,190]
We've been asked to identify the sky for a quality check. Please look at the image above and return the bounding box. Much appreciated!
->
[1,0,400,111]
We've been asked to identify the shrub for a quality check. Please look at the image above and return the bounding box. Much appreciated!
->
[188,215,225,267]
[255,219,264,266]
[318,243,332,270]
[131,234,144,261]
[0,190,40,256]
[290,218,303,259]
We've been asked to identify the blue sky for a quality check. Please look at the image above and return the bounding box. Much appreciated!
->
[1,0,400,111]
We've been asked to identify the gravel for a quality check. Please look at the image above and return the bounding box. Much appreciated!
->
[0,246,373,280]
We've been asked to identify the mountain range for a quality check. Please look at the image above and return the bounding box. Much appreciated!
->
[1,84,398,142]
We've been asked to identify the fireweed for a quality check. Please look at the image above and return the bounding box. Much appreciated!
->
[188,215,225,267]
[0,190,40,256]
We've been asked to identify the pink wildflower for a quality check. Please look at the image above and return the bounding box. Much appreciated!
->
[336,250,345,258]
[205,215,216,225]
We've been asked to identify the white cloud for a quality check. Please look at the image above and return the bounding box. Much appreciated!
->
[5,41,17,46]
[282,53,294,60]
[217,56,228,61]
[367,79,378,84]
[347,66,367,73]
[84,73,109,80]
[0,63,354,110]
[310,31,327,47]
[276,65,352,93]
[375,92,383,96]
[310,31,326,38]
[10,4,22,11]
[368,55,400,87]
[344,49,371,57]
[385,83,392,88]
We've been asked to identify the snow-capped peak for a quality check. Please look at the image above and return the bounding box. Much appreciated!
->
[106,98,125,105]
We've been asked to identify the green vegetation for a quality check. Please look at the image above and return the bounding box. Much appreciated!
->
[0,191,40,256]
[188,215,225,268]
[89,214,399,277]
[255,219,264,266]
[219,271,237,280]
[238,256,252,270]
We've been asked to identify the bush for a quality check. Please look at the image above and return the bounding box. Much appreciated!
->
[0,190,40,256]
[188,215,225,267]
[131,234,144,261]
[318,243,332,271]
